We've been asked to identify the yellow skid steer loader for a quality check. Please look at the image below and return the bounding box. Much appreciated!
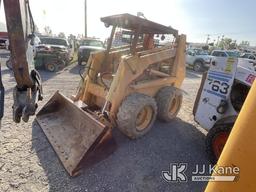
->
[36,13,186,176]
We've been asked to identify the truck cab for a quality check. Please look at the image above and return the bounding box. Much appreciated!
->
[186,48,211,72]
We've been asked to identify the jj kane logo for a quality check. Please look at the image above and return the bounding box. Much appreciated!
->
[162,163,188,182]
[162,163,239,182]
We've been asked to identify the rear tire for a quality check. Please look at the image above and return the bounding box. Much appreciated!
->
[117,93,157,139]
[206,123,233,164]
[6,59,13,70]
[155,86,182,122]
[78,59,82,65]
[45,63,57,72]
[193,61,203,72]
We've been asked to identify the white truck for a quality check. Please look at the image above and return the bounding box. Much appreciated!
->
[193,56,255,163]
[186,48,212,72]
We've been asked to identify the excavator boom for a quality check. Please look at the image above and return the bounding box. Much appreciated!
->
[0,0,42,124]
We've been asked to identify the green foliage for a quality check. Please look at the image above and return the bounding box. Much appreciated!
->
[217,38,237,50]
[44,26,52,36]
[239,40,250,47]
[58,32,66,38]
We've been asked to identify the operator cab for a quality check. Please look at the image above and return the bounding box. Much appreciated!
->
[93,13,179,87]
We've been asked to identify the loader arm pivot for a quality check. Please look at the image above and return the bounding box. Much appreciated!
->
[1,0,43,123]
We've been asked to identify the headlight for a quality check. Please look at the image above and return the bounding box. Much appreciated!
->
[205,58,211,63]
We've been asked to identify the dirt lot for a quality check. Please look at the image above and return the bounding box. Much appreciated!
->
[0,61,210,192]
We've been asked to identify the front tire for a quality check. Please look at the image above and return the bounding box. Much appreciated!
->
[155,86,182,122]
[45,62,57,72]
[117,93,157,139]
[193,61,203,72]
[6,58,13,70]
[206,123,233,164]
[78,59,82,65]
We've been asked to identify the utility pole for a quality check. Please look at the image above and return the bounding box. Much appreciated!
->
[84,0,87,37]
[216,36,220,47]
[221,35,225,41]
[206,34,210,45]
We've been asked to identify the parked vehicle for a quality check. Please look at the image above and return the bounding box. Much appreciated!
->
[35,37,71,72]
[36,13,186,175]
[78,38,105,65]
[0,38,7,49]
[38,37,72,62]
[186,48,212,72]
[6,50,67,72]
[34,50,67,72]
[240,53,256,60]
[211,50,239,58]
[193,57,255,163]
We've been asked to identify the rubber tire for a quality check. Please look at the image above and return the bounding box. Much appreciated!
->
[58,60,66,70]
[78,59,82,65]
[155,86,182,122]
[205,122,233,164]
[6,59,12,70]
[193,61,203,72]
[45,63,57,72]
[117,93,157,139]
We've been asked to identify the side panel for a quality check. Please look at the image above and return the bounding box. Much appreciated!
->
[195,57,238,130]
[186,54,194,65]
[235,58,256,86]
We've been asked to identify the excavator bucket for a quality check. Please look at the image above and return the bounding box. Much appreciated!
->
[36,91,113,176]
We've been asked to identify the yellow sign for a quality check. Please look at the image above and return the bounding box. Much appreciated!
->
[225,57,235,73]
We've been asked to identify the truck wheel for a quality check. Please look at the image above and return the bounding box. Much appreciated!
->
[206,123,233,164]
[57,60,66,70]
[117,93,157,139]
[155,86,182,122]
[6,59,13,70]
[78,59,82,65]
[45,63,57,72]
[193,61,203,72]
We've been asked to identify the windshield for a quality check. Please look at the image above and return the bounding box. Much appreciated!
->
[195,49,208,55]
[40,38,68,46]
[80,40,103,47]
[226,51,239,57]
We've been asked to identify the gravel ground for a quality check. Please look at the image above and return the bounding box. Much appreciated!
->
[0,62,210,192]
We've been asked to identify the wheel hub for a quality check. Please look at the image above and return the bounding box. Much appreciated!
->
[136,106,153,131]
[168,96,180,117]
[47,63,55,72]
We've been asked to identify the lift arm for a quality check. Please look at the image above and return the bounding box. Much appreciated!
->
[0,0,42,124]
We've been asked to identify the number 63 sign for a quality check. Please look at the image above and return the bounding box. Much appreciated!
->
[195,57,238,130]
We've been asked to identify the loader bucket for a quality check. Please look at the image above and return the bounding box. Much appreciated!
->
[36,91,113,176]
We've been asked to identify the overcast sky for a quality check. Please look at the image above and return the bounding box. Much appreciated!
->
[0,0,255,45]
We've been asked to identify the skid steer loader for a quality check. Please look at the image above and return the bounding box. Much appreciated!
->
[36,13,186,176]
[193,56,255,164]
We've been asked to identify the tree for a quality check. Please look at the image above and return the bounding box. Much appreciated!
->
[239,40,250,48]
[34,24,39,33]
[218,38,237,50]
[44,26,52,36]
[58,32,66,38]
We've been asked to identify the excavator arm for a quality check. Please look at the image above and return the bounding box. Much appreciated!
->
[0,0,43,124]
